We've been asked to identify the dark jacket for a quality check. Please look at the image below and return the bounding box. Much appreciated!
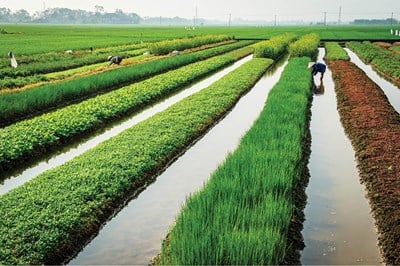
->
[312,63,326,75]
[109,56,122,65]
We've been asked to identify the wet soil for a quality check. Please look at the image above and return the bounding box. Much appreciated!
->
[328,59,400,265]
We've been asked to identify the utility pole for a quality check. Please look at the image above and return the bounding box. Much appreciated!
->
[274,14,277,26]
[229,13,231,27]
[159,16,162,25]
[338,6,342,25]
[324,11,327,26]
[391,12,394,27]
[195,6,198,27]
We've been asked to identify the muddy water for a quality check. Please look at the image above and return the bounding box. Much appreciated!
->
[69,59,288,265]
[0,55,253,195]
[300,48,381,264]
[345,48,400,113]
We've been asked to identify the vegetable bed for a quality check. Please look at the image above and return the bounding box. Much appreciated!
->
[328,59,400,265]
[156,57,313,265]
[0,46,253,173]
[0,58,272,265]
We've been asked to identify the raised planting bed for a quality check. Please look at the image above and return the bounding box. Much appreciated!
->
[324,42,350,61]
[0,46,254,173]
[253,33,296,59]
[0,40,253,127]
[155,57,313,265]
[328,59,400,265]
[0,58,273,265]
[347,41,400,87]
[288,33,319,59]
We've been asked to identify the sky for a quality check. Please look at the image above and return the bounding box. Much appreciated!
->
[0,0,399,22]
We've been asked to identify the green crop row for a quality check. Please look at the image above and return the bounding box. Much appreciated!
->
[156,57,312,265]
[0,45,254,172]
[288,33,320,59]
[253,33,297,59]
[149,34,232,55]
[0,50,150,90]
[324,42,350,60]
[347,41,400,80]
[0,40,254,126]
[0,44,148,80]
[0,58,272,265]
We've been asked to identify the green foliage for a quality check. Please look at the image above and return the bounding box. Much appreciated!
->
[0,43,147,81]
[0,25,396,57]
[324,42,350,60]
[288,33,320,59]
[253,33,297,59]
[347,41,400,79]
[0,40,253,125]
[0,58,272,265]
[157,57,312,265]
[0,45,254,171]
[148,34,232,55]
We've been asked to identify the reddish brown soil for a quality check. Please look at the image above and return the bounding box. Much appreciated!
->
[328,60,400,265]
[373,41,392,48]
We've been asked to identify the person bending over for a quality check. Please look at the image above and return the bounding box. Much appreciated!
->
[108,55,123,65]
[309,62,326,80]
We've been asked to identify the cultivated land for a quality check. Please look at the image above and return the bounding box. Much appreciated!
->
[0,24,399,264]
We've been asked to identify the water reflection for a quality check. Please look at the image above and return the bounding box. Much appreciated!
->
[313,79,325,95]
[69,58,289,265]
[0,56,253,195]
[301,48,381,265]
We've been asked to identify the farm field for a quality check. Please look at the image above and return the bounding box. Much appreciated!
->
[0,24,399,264]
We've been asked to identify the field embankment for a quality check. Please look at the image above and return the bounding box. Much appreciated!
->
[328,59,400,265]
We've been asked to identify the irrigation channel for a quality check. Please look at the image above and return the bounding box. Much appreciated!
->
[68,58,288,264]
[300,48,381,264]
[345,48,400,113]
[0,55,255,195]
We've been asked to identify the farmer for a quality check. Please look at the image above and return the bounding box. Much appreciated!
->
[108,55,123,65]
[308,62,326,81]
[8,51,18,68]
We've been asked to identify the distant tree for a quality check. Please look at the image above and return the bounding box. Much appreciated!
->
[13,9,31,22]
[0,8,12,21]
[94,5,104,14]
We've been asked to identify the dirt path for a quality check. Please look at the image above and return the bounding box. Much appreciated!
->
[328,59,400,265]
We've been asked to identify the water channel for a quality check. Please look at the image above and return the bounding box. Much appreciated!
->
[345,48,400,113]
[0,55,253,195]
[69,58,288,265]
[300,48,382,264]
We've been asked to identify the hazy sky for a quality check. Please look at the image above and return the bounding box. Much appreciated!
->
[1,0,399,22]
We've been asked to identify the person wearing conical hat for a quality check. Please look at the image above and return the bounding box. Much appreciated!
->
[308,61,326,81]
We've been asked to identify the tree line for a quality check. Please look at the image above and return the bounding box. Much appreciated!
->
[0,7,140,24]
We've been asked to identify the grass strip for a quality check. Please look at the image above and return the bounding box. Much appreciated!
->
[0,46,253,173]
[0,40,253,126]
[324,42,350,60]
[288,33,320,59]
[253,33,296,59]
[347,41,400,85]
[0,43,148,80]
[149,34,231,55]
[0,58,272,265]
[328,59,400,265]
[156,57,312,265]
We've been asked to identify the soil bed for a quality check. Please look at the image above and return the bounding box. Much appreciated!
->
[328,59,400,265]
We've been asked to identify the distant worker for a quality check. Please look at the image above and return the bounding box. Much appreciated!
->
[8,51,18,68]
[308,62,326,81]
[108,55,123,65]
